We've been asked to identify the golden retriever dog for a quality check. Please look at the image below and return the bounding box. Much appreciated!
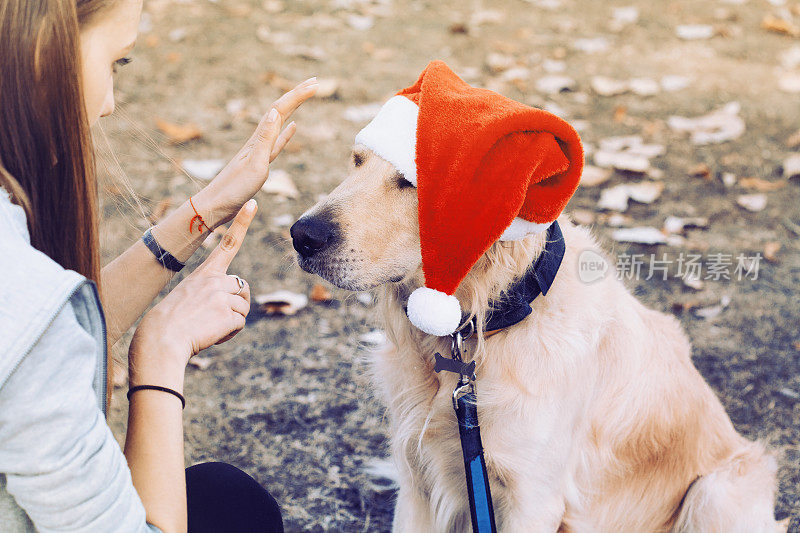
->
[290,145,778,532]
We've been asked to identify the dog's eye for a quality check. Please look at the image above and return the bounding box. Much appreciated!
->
[395,172,414,189]
[353,152,364,167]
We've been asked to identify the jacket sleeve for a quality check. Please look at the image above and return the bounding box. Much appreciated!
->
[0,302,162,532]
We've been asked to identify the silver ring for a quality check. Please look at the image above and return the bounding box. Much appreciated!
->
[230,275,245,296]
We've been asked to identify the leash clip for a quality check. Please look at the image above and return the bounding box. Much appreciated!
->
[433,317,478,382]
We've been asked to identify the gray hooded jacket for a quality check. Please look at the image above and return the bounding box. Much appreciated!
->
[0,187,159,532]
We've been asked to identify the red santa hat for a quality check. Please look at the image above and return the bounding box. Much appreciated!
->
[355,61,584,336]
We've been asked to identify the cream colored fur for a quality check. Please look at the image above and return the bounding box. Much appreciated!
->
[298,148,778,532]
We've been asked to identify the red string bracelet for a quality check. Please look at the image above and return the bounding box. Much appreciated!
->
[189,197,210,234]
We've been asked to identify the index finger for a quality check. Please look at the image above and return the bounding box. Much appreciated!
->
[201,200,258,272]
[273,77,318,124]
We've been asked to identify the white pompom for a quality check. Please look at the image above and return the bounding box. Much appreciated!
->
[406,287,462,336]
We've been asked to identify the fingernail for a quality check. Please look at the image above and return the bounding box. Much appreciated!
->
[245,199,257,212]
[267,108,278,122]
[305,76,317,84]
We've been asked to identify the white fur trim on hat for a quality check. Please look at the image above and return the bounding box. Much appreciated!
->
[406,287,462,336]
[354,95,419,186]
[499,218,552,241]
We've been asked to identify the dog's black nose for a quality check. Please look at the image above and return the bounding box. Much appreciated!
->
[290,216,336,259]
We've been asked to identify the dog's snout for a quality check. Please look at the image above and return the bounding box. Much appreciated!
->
[290,216,336,259]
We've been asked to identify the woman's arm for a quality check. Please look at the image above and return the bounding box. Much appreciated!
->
[100,196,212,345]
[124,202,257,532]
[0,302,160,533]
[100,78,318,345]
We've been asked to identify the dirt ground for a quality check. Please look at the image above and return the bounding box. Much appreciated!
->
[101,0,800,531]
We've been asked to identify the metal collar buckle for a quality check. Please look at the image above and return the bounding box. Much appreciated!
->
[429,317,478,410]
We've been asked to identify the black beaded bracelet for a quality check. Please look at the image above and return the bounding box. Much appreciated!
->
[142,226,185,272]
[127,385,186,409]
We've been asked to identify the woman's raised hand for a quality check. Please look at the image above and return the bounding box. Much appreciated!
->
[129,201,258,391]
[195,78,318,229]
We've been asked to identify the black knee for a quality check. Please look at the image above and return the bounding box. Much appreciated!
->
[186,462,283,533]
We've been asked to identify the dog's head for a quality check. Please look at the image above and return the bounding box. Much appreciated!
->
[290,145,422,291]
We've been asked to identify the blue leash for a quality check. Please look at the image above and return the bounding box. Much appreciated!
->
[454,381,496,532]
[432,222,566,533]
[436,324,497,533]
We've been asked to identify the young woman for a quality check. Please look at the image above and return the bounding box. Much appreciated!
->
[0,0,317,531]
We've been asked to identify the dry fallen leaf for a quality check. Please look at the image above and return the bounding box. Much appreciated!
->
[347,14,374,31]
[570,209,595,226]
[778,72,800,93]
[721,172,737,187]
[663,216,709,234]
[598,185,632,212]
[181,159,225,181]
[761,14,800,37]
[359,330,387,345]
[694,295,731,320]
[310,283,333,302]
[611,226,667,245]
[606,213,632,227]
[188,356,213,370]
[737,194,768,212]
[668,102,745,145]
[591,76,628,96]
[580,165,613,187]
[609,6,639,31]
[572,37,610,53]
[156,118,203,144]
[626,182,664,204]
[676,24,714,40]
[739,177,786,192]
[783,154,800,179]
[254,290,309,316]
[683,276,705,291]
[593,150,650,173]
[598,182,663,211]
[534,75,576,94]
[281,44,327,61]
[356,292,373,306]
[764,241,782,263]
[660,75,692,92]
[629,77,660,96]
[485,53,515,73]
[314,78,340,98]
[261,169,299,199]
[689,163,712,179]
[449,22,469,34]
[262,71,295,92]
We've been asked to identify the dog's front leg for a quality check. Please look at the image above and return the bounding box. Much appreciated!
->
[494,481,566,533]
[392,483,435,533]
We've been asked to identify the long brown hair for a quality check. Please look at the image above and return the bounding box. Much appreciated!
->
[0,0,111,284]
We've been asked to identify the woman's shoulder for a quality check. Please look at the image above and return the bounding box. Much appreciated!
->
[0,186,84,296]
[0,187,88,386]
